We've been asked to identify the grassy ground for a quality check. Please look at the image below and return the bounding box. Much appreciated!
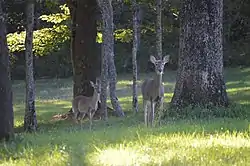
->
[0,67,250,166]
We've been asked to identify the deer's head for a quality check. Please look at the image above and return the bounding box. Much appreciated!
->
[90,78,101,94]
[150,55,170,75]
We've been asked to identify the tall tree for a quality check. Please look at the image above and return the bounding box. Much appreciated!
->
[132,0,140,113]
[100,30,108,120]
[171,0,229,108]
[155,0,164,123]
[24,0,37,132]
[97,0,125,117]
[0,0,14,140]
[156,0,162,59]
[66,0,99,98]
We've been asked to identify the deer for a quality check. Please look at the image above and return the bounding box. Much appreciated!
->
[71,79,101,130]
[141,55,169,127]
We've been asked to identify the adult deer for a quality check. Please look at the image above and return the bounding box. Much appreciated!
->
[141,55,169,127]
[71,79,101,130]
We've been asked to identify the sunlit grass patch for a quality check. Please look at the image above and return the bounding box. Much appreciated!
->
[92,146,150,166]
[227,87,250,93]
[88,131,250,166]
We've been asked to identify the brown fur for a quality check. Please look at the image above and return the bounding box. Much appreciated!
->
[141,55,169,127]
[71,80,100,129]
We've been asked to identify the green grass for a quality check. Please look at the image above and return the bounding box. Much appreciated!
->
[1,67,250,166]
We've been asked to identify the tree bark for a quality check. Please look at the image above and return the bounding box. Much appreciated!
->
[97,0,125,117]
[100,32,108,120]
[0,0,14,140]
[66,0,117,118]
[24,0,37,132]
[132,0,139,113]
[155,0,164,114]
[66,0,99,98]
[156,0,162,59]
[171,0,229,108]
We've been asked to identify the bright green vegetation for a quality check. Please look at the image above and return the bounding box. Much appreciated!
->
[1,67,250,166]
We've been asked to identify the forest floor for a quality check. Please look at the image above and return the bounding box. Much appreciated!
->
[1,67,250,165]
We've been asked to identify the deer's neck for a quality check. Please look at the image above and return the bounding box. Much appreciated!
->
[92,91,100,110]
[154,74,162,88]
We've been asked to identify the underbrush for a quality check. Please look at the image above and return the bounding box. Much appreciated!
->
[164,103,250,120]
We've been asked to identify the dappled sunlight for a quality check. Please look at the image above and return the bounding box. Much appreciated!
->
[12,99,71,128]
[237,101,250,105]
[89,131,250,165]
[14,119,24,128]
[117,80,142,87]
[36,99,70,105]
[226,81,241,85]
[227,87,250,93]
[92,146,150,166]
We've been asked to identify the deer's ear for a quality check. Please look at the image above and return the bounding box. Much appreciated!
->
[163,55,170,64]
[96,77,100,84]
[150,55,156,64]
[90,81,95,87]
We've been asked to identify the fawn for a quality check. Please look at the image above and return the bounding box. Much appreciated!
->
[72,79,101,130]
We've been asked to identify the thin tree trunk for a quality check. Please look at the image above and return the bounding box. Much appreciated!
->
[97,0,125,117]
[171,0,229,108]
[66,0,98,98]
[100,33,108,120]
[24,0,37,132]
[156,0,162,59]
[0,0,14,140]
[132,0,139,113]
[108,54,124,117]
[155,0,164,113]
[34,0,42,30]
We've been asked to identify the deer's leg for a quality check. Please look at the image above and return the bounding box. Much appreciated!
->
[158,96,164,126]
[72,107,79,124]
[159,96,164,110]
[88,108,93,130]
[151,102,155,126]
[147,101,151,127]
[79,112,84,129]
[74,112,78,124]
[149,99,155,127]
[143,99,148,127]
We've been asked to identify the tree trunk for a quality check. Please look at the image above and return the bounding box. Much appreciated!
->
[171,0,229,108]
[100,32,108,120]
[0,0,14,140]
[97,0,125,117]
[34,0,42,30]
[155,0,164,114]
[132,0,139,113]
[24,0,37,132]
[66,0,98,98]
[156,0,162,59]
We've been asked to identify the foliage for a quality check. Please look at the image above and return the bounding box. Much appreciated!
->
[115,29,133,43]
[6,3,132,56]
[223,0,250,66]
[7,4,70,56]
[6,0,250,79]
